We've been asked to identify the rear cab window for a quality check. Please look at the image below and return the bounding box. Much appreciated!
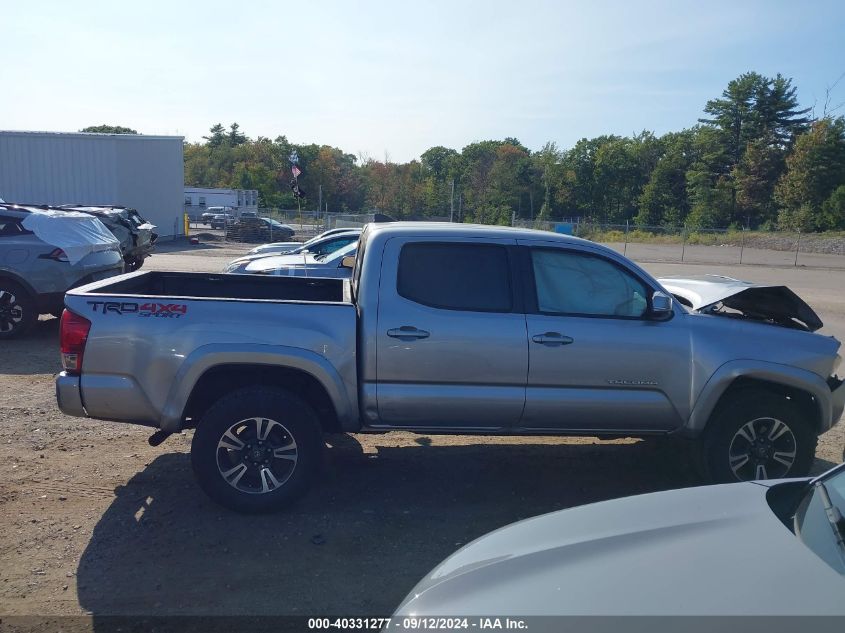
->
[397,242,512,312]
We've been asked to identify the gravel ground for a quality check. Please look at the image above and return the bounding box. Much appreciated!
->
[0,242,842,621]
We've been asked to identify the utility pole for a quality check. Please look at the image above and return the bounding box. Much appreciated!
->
[450,179,455,222]
[318,185,322,220]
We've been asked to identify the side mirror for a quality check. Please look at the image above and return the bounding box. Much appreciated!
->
[650,291,673,319]
[341,255,356,269]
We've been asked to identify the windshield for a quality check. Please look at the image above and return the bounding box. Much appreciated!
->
[315,241,357,262]
[795,465,845,574]
[293,234,358,257]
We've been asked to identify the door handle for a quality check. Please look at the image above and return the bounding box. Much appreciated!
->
[387,326,430,341]
[531,332,574,346]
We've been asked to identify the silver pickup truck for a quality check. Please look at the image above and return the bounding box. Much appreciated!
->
[56,222,845,512]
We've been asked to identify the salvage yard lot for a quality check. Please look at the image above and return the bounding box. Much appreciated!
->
[0,242,843,618]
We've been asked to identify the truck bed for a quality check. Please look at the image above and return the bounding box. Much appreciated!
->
[61,269,358,431]
[79,270,349,303]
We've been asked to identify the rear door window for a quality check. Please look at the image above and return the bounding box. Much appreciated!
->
[398,242,512,312]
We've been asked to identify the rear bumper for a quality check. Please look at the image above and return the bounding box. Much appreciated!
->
[55,372,86,418]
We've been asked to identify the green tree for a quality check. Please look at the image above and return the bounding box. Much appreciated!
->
[700,72,809,164]
[636,130,695,227]
[820,185,845,230]
[81,124,138,134]
[228,122,247,147]
[733,133,783,227]
[203,124,226,148]
[775,117,845,230]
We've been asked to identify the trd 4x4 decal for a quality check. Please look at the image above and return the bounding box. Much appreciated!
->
[87,301,188,318]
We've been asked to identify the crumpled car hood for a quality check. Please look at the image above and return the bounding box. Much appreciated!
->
[658,275,823,332]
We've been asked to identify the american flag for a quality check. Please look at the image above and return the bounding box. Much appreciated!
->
[291,165,302,179]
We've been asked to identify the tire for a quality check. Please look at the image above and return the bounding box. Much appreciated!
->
[699,389,817,483]
[124,257,144,272]
[191,386,323,513]
[0,281,37,339]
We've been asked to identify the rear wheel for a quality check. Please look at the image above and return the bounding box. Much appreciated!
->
[699,390,816,482]
[191,386,323,513]
[0,281,36,339]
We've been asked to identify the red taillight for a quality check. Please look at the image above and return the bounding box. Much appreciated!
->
[60,310,91,374]
[42,248,69,262]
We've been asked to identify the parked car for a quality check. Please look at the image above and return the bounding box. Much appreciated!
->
[0,203,124,338]
[202,207,234,224]
[224,230,361,273]
[235,241,358,277]
[395,460,845,616]
[247,228,363,257]
[58,205,158,272]
[55,222,844,512]
[225,217,295,243]
[209,213,235,230]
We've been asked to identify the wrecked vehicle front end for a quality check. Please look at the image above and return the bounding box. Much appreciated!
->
[658,275,824,332]
[60,205,158,271]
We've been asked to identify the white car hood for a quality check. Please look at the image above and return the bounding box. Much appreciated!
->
[658,275,823,332]
[248,241,301,255]
[244,252,320,272]
[397,482,845,616]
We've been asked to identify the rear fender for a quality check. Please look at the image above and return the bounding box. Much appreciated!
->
[160,343,358,432]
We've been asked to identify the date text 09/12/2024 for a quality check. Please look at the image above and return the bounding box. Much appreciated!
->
[307,617,528,630]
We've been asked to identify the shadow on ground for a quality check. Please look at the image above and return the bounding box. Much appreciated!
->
[0,317,60,375]
[76,436,714,620]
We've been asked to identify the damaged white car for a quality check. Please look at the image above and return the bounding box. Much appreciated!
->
[658,275,824,332]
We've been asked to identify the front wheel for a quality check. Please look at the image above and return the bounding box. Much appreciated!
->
[191,386,323,513]
[699,390,817,482]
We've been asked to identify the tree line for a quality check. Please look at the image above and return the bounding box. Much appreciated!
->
[179,72,845,231]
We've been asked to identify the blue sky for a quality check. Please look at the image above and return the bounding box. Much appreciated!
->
[2,0,844,161]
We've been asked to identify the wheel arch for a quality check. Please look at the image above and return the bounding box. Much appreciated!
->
[687,361,831,436]
[0,270,37,298]
[181,363,343,434]
[158,344,359,434]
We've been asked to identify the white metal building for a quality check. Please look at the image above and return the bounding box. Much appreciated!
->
[184,187,258,215]
[0,130,185,238]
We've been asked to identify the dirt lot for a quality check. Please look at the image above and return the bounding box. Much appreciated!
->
[0,242,843,619]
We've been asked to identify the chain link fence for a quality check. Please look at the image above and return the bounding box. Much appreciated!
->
[185,208,845,268]
[512,219,845,268]
[186,209,385,245]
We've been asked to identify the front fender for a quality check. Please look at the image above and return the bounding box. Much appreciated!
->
[159,343,358,433]
[685,360,833,437]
